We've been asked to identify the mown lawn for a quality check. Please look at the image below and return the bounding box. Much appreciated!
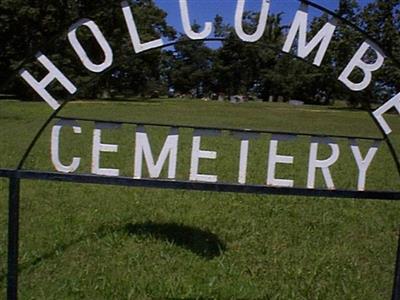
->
[1,99,400,299]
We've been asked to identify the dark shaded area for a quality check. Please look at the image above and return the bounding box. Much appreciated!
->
[0,221,226,282]
[123,222,226,259]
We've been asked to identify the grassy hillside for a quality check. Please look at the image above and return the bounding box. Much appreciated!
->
[1,99,400,299]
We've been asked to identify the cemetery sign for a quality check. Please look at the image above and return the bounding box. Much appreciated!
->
[2,1,400,299]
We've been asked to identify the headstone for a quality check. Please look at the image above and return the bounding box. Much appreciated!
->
[289,100,304,106]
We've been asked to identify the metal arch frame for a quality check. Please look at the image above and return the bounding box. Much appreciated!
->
[2,0,400,299]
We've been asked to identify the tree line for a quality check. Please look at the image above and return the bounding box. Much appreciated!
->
[1,0,400,108]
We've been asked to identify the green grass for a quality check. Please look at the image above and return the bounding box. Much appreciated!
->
[1,99,400,299]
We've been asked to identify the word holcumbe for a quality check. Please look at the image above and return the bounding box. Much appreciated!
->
[51,120,381,191]
[17,0,400,139]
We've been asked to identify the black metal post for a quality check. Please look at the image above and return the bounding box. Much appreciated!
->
[7,176,20,300]
[392,230,400,300]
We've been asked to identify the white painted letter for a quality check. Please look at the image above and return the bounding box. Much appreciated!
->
[307,137,340,189]
[51,120,81,173]
[372,92,400,135]
[339,41,385,91]
[122,1,164,53]
[232,131,260,184]
[179,0,212,40]
[283,3,336,66]
[235,0,270,42]
[68,18,113,73]
[19,53,77,110]
[349,139,380,191]
[134,126,179,179]
[190,129,220,182]
[92,122,120,176]
[267,134,296,187]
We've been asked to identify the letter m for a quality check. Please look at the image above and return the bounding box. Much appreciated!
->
[134,126,179,179]
[283,4,336,66]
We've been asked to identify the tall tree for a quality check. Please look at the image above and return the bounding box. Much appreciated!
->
[0,0,176,99]
[169,24,213,97]
[212,12,284,99]
[360,0,400,101]
[332,0,368,107]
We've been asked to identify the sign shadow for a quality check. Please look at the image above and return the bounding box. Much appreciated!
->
[0,220,226,284]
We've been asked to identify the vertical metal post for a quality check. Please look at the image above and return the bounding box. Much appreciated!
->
[7,176,20,300]
[392,231,400,300]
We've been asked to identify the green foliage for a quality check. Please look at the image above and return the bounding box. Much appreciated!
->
[210,12,284,99]
[1,1,400,106]
[360,0,400,101]
[0,0,176,99]
[169,31,213,96]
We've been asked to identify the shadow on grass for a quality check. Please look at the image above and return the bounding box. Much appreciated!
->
[0,221,226,282]
[122,222,226,259]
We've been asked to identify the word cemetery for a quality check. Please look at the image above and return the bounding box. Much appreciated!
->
[52,120,380,191]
